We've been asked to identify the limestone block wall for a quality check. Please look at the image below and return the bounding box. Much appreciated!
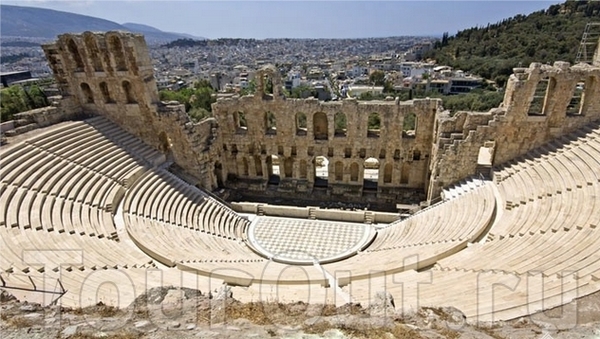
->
[428,61,600,198]
[212,69,440,200]
[42,32,217,188]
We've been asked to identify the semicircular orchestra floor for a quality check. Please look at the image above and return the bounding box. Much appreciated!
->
[248,216,376,265]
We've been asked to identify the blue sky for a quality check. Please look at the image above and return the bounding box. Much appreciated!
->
[2,1,562,38]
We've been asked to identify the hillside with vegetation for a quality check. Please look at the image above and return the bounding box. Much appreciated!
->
[425,0,600,87]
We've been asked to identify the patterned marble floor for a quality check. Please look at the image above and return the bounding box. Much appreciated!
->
[248,216,374,264]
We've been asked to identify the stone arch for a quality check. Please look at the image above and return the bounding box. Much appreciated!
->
[234,111,247,133]
[265,111,276,135]
[350,162,359,182]
[284,158,293,178]
[67,38,85,72]
[313,112,328,140]
[400,162,410,184]
[242,157,249,177]
[403,111,417,138]
[254,156,263,177]
[108,34,127,72]
[296,112,307,136]
[214,161,224,188]
[334,112,347,137]
[334,161,344,181]
[256,65,282,99]
[80,82,94,103]
[83,32,103,72]
[99,82,113,103]
[314,156,329,188]
[363,157,380,190]
[528,76,553,116]
[122,80,136,104]
[299,160,308,179]
[383,163,393,183]
[367,112,381,138]
[267,155,280,185]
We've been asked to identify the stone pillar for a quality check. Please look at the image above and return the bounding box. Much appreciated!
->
[594,36,600,67]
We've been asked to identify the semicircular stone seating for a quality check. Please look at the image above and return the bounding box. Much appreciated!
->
[2,115,600,322]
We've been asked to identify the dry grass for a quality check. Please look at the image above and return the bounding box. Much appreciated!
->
[70,332,141,339]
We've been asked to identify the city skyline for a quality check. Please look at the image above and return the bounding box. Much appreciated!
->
[2,1,562,39]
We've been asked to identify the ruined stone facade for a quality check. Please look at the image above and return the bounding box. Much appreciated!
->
[41,31,600,204]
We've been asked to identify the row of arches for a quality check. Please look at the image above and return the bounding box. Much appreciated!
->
[233,111,406,139]
[79,80,136,105]
[235,156,411,188]
[527,75,597,116]
[66,33,128,73]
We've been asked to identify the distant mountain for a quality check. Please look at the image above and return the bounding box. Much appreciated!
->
[0,5,201,43]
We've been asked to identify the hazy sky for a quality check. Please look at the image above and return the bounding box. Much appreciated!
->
[2,0,562,39]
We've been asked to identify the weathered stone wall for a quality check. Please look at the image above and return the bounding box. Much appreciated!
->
[41,32,600,204]
[427,61,600,198]
[42,32,218,188]
[212,67,439,202]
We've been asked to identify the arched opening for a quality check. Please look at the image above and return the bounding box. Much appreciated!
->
[579,76,596,116]
[383,163,393,183]
[363,157,380,190]
[400,162,410,184]
[350,163,359,182]
[254,156,263,177]
[108,35,127,72]
[299,160,307,179]
[313,112,328,140]
[403,111,417,138]
[334,161,343,181]
[367,112,380,138]
[99,82,113,103]
[80,82,94,104]
[265,111,276,135]
[413,150,421,161]
[242,157,249,177]
[528,77,553,116]
[334,112,347,137]
[267,155,280,185]
[67,38,84,72]
[122,80,136,104]
[284,158,293,178]
[566,79,585,116]
[214,162,224,188]
[234,111,247,133]
[296,112,307,136]
[313,156,329,188]
[84,34,103,72]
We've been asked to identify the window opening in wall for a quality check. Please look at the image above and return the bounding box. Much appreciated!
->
[99,82,113,103]
[307,147,314,156]
[248,144,255,154]
[359,148,366,158]
[284,158,293,178]
[350,162,359,182]
[403,111,417,138]
[122,81,136,104]
[413,150,421,161]
[235,112,247,133]
[80,83,94,103]
[400,162,410,184]
[328,147,334,157]
[242,158,249,176]
[67,38,84,72]
[291,146,297,156]
[263,74,274,95]
[267,155,280,185]
[314,156,329,188]
[296,112,307,136]
[278,146,284,155]
[231,144,238,154]
[383,163,393,183]
[334,112,347,137]
[254,156,263,177]
[393,149,401,160]
[566,80,585,116]
[313,112,328,140]
[367,112,381,138]
[223,144,228,151]
[528,77,552,116]
[265,111,276,135]
[344,147,352,158]
[109,35,127,72]
[379,149,386,159]
[334,161,344,181]
[299,160,308,179]
[84,35,103,72]
[363,157,380,190]
[214,162,224,188]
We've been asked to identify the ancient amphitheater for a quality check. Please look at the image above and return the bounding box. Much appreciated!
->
[1,31,600,324]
